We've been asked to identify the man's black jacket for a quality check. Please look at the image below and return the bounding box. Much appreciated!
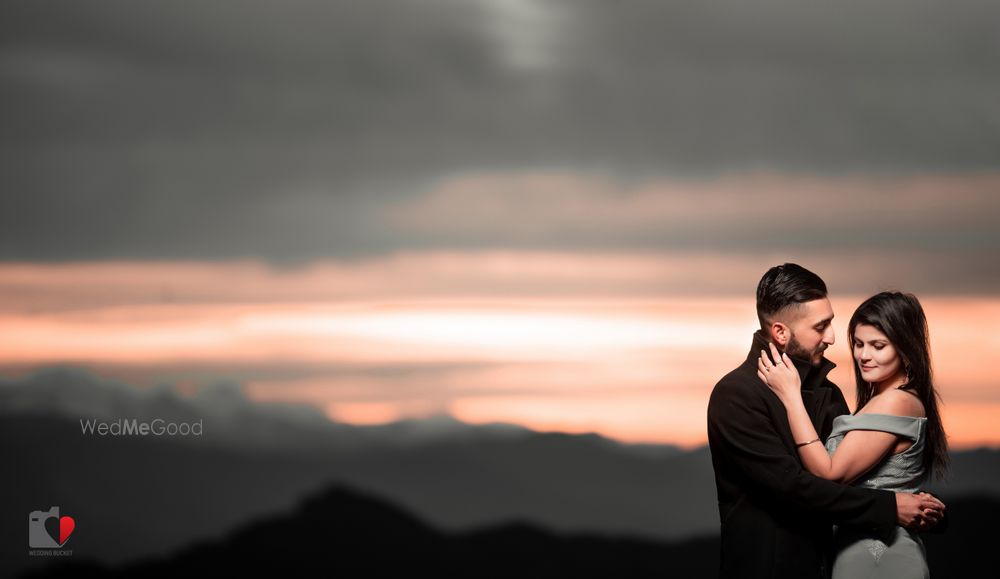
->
[707,330,898,579]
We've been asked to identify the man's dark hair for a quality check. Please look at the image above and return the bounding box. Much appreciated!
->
[755,263,828,329]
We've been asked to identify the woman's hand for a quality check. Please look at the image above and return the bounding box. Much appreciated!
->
[756,342,802,405]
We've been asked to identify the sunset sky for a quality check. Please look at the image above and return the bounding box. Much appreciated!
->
[2,0,998,449]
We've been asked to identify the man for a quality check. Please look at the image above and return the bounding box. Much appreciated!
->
[707,263,946,579]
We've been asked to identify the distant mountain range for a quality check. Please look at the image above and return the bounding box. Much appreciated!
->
[0,366,683,457]
[15,482,998,579]
[2,366,997,578]
[17,481,722,578]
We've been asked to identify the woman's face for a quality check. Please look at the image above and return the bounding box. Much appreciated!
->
[852,323,905,385]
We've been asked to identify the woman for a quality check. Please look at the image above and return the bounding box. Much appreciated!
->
[757,291,949,579]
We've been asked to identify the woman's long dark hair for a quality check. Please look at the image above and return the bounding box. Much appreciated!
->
[848,291,949,482]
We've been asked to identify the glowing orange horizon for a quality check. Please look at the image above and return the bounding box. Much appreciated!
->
[1,257,997,450]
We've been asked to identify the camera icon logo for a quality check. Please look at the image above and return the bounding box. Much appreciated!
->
[28,506,76,549]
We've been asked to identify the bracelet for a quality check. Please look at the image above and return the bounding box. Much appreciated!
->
[796,438,821,448]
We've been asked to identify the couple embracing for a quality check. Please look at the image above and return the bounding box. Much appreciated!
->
[707,263,949,579]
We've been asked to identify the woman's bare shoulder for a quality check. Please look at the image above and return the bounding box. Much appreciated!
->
[861,387,926,418]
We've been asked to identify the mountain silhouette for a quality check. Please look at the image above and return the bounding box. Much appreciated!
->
[0,366,583,452]
[17,481,720,578]
[0,410,717,579]
[16,482,999,579]
[3,366,998,579]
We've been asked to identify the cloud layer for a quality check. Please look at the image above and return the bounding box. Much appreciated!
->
[2,0,999,262]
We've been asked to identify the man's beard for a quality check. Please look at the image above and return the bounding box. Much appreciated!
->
[786,333,827,366]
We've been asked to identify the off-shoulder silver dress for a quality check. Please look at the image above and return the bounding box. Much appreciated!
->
[825,413,930,579]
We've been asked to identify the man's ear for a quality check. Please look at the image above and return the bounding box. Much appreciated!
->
[769,322,790,347]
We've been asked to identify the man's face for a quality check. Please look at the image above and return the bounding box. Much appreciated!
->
[782,297,836,366]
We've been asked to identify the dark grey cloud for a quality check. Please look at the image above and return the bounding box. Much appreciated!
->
[1,0,999,263]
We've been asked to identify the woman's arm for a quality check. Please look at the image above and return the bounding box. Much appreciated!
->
[757,343,905,483]
[707,374,899,529]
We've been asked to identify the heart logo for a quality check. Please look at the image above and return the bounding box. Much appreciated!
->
[60,516,75,545]
[44,515,75,546]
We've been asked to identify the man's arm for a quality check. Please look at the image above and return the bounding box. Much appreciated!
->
[823,379,947,530]
[708,381,897,528]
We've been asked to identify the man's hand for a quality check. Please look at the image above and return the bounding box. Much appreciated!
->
[895,491,946,530]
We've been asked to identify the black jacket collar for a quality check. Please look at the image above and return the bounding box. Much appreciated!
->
[745,329,836,392]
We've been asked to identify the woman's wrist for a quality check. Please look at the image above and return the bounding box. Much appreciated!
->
[779,392,804,407]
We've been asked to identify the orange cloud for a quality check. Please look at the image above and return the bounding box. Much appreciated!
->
[0,258,997,449]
